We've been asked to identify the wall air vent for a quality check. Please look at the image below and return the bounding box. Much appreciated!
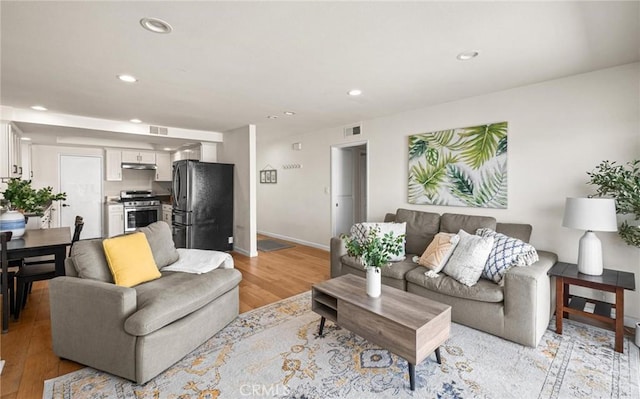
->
[149,125,169,135]
[344,125,361,137]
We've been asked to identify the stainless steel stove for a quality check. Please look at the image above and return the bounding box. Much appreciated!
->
[120,190,162,232]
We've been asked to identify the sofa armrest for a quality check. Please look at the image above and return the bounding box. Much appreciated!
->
[503,250,558,346]
[49,276,139,379]
[330,236,348,278]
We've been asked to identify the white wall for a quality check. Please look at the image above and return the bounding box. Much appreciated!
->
[218,125,257,257]
[257,63,640,324]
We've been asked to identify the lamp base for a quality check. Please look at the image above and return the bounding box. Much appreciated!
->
[577,231,603,276]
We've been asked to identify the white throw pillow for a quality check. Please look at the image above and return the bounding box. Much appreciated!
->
[349,222,407,261]
[443,229,494,286]
[476,228,539,284]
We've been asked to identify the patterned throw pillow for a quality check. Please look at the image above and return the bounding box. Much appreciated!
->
[442,230,494,287]
[476,228,539,284]
[418,232,460,273]
[349,222,407,261]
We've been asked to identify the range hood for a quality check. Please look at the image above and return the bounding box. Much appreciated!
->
[121,162,157,170]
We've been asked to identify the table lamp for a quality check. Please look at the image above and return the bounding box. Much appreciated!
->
[562,197,618,275]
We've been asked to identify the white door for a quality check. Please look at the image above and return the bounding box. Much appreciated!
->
[60,155,103,239]
[331,142,368,237]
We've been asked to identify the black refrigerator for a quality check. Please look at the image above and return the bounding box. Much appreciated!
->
[171,160,234,251]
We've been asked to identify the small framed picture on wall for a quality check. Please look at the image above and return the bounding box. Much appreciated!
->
[270,170,277,183]
[260,171,266,183]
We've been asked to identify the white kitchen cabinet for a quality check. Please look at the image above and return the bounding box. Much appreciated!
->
[105,149,122,181]
[0,122,23,178]
[105,203,124,237]
[122,150,156,164]
[162,204,172,224]
[21,142,32,180]
[155,152,172,181]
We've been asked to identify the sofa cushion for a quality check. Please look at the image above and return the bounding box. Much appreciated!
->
[103,232,161,287]
[495,222,533,243]
[477,228,539,284]
[124,268,242,336]
[341,255,418,281]
[405,267,504,303]
[69,238,114,283]
[440,213,496,234]
[349,222,407,261]
[395,209,440,255]
[442,230,494,286]
[136,221,180,269]
[417,232,460,273]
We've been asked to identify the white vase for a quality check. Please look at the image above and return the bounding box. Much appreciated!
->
[0,210,26,238]
[366,267,381,298]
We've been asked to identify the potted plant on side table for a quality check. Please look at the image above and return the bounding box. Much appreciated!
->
[0,178,66,238]
[342,226,405,298]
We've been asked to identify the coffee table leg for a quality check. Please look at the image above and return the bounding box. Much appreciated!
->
[435,347,442,364]
[408,362,416,391]
[318,316,326,336]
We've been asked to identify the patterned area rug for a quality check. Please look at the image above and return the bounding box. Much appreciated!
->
[44,292,639,398]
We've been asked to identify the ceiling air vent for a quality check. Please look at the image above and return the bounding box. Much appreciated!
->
[149,125,168,135]
[344,125,361,137]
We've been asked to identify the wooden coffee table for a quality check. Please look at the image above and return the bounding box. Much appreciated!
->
[311,274,451,390]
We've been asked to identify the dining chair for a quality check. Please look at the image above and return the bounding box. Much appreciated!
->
[1,232,17,322]
[13,216,84,320]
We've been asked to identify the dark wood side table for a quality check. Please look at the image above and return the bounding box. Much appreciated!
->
[548,262,635,353]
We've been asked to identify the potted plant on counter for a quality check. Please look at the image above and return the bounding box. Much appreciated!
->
[0,178,66,238]
[341,226,404,298]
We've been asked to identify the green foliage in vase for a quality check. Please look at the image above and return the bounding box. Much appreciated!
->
[453,122,508,169]
[1,178,67,216]
[587,160,640,247]
[341,227,404,269]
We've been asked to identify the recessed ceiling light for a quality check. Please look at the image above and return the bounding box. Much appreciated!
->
[284,111,296,116]
[163,147,172,151]
[348,89,362,96]
[20,137,32,141]
[130,118,142,123]
[117,74,138,83]
[267,115,279,119]
[456,51,479,61]
[31,105,47,111]
[140,17,173,34]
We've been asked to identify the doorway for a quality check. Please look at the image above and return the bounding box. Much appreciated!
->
[330,142,368,237]
[59,155,103,239]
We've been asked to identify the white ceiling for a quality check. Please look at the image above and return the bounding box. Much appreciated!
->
[1,1,638,145]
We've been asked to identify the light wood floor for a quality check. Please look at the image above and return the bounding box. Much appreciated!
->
[0,237,330,399]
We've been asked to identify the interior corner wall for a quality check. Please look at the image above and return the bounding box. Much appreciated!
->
[257,63,640,322]
[218,125,257,257]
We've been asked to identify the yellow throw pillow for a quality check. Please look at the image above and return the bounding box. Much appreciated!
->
[103,232,161,287]
[418,232,460,273]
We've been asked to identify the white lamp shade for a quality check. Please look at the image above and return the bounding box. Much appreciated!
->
[562,197,618,232]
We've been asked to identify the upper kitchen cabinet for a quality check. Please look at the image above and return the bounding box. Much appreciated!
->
[105,149,122,181]
[0,121,23,178]
[122,150,156,164]
[154,152,172,181]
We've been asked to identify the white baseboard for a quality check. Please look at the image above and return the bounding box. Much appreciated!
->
[625,315,640,329]
[232,246,257,257]
[257,230,329,252]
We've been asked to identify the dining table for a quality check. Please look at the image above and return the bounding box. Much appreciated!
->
[2,226,71,333]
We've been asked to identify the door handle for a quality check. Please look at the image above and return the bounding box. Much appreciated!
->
[18,166,22,175]
[62,204,70,207]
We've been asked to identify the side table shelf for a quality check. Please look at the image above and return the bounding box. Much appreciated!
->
[548,262,635,353]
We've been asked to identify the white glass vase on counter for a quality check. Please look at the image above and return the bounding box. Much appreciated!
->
[0,209,26,238]
[366,267,382,298]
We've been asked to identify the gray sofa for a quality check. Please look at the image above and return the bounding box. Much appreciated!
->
[330,208,558,347]
[49,222,242,384]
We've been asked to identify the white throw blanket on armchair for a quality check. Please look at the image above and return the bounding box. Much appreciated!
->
[161,248,234,274]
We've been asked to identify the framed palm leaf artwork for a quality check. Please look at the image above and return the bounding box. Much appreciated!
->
[408,121,508,208]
